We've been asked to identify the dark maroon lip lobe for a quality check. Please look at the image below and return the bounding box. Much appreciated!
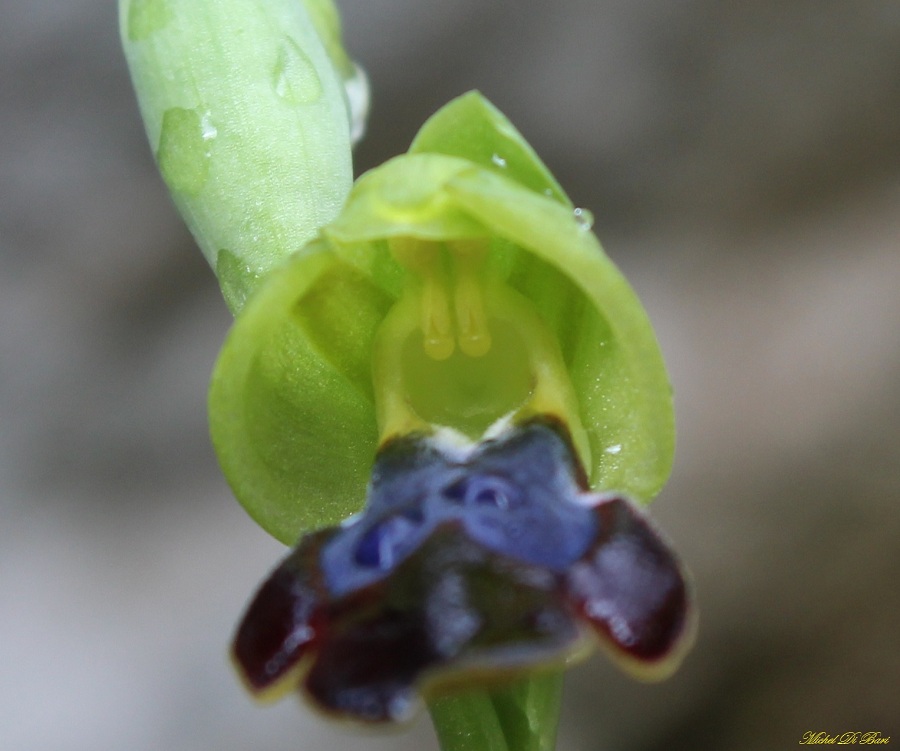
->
[590,578,690,663]
[564,496,692,668]
[232,569,320,690]
[233,533,334,691]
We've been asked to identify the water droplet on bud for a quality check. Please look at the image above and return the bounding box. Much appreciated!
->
[127,0,171,41]
[200,112,217,141]
[345,63,370,146]
[156,107,211,196]
[273,37,323,104]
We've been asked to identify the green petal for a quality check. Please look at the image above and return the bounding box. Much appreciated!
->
[210,93,673,542]
[325,154,488,246]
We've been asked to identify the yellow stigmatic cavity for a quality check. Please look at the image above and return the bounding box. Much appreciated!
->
[376,237,591,468]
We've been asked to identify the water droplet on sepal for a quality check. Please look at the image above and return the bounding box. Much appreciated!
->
[573,207,594,231]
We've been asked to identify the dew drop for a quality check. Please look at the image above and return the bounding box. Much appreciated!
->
[273,37,323,104]
[491,153,508,169]
[216,249,261,314]
[604,444,622,455]
[127,0,171,41]
[156,107,211,196]
[573,207,594,231]
[200,112,218,141]
[344,63,370,146]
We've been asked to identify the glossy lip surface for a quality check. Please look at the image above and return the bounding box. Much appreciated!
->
[232,418,693,722]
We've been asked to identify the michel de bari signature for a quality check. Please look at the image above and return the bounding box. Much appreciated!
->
[800,732,891,745]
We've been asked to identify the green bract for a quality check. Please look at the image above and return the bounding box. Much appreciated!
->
[119,0,360,313]
[209,92,674,545]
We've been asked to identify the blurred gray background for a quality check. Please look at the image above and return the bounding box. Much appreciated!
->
[2,1,899,749]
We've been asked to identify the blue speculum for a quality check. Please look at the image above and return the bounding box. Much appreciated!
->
[232,418,692,722]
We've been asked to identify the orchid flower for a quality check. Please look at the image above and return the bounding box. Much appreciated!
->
[120,2,694,749]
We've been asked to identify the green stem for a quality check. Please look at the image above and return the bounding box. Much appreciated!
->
[429,671,564,751]
[429,689,510,751]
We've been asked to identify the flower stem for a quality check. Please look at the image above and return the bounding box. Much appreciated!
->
[429,689,510,751]
[429,671,564,751]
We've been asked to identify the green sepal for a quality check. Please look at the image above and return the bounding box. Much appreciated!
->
[209,242,389,542]
[209,91,673,543]
[409,91,571,207]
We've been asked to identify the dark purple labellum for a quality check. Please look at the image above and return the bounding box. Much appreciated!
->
[305,526,579,721]
[232,418,693,721]
[565,497,691,673]
[232,530,334,694]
